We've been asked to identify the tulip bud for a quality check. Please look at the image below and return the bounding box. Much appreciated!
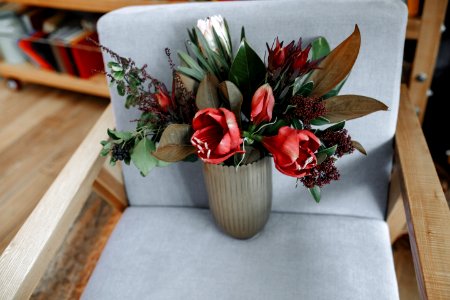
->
[154,86,171,112]
[251,84,275,125]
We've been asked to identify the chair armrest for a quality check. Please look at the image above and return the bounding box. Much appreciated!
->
[0,104,114,300]
[396,85,450,299]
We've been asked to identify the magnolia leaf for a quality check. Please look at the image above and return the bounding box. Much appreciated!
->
[196,73,220,109]
[158,124,193,147]
[152,145,197,163]
[352,140,367,155]
[219,80,243,124]
[309,25,361,97]
[175,71,198,94]
[229,39,266,113]
[323,95,388,123]
[130,138,158,176]
[311,36,330,61]
[309,186,321,203]
[153,124,196,162]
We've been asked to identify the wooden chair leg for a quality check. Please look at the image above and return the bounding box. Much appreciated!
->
[93,162,128,212]
[387,165,408,244]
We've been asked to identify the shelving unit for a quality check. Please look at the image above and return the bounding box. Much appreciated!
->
[0,0,448,106]
[0,62,110,97]
[1,0,185,13]
[0,0,190,98]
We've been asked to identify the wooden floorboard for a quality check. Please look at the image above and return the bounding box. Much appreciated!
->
[0,82,421,298]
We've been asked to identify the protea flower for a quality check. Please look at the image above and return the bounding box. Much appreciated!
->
[197,15,232,59]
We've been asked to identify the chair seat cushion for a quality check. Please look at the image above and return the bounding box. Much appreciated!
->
[82,207,399,300]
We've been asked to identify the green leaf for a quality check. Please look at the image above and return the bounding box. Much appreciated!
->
[325,121,346,132]
[125,95,135,108]
[194,28,228,73]
[130,138,158,176]
[323,95,389,123]
[228,39,266,113]
[176,66,204,82]
[317,144,337,157]
[107,129,133,141]
[316,152,327,165]
[178,51,205,77]
[311,36,330,61]
[111,64,123,72]
[186,41,216,75]
[152,124,197,162]
[296,81,314,96]
[352,140,367,155]
[309,186,321,203]
[309,25,361,97]
[196,73,220,109]
[240,26,246,41]
[117,82,125,96]
[219,80,243,124]
[107,61,120,69]
[292,119,304,130]
[113,70,124,81]
[310,116,330,126]
[323,77,348,99]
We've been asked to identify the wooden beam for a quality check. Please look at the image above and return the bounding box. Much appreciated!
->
[396,86,450,299]
[93,162,128,212]
[406,17,421,40]
[387,165,408,244]
[0,105,114,300]
[408,0,448,122]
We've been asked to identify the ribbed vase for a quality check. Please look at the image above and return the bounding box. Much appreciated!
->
[203,157,272,239]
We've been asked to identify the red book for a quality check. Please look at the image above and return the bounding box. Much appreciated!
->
[18,32,54,71]
[70,31,104,79]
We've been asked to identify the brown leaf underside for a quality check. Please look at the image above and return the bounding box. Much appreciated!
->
[153,124,195,162]
[309,25,361,97]
[323,94,388,122]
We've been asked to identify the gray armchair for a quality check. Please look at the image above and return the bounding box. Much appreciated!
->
[1,1,449,299]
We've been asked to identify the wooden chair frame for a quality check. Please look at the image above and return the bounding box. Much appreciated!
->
[1,85,449,299]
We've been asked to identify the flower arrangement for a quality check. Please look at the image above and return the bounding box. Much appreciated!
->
[100,16,387,202]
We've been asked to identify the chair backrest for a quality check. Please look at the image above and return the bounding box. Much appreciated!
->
[98,0,407,220]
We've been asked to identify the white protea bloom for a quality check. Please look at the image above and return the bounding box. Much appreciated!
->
[197,15,232,58]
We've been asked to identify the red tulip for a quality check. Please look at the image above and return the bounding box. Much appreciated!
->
[262,126,320,178]
[154,86,172,112]
[191,108,243,164]
[251,84,275,125]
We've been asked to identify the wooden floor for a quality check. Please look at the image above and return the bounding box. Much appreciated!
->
[0,82,108,252]
[0,82,420,298]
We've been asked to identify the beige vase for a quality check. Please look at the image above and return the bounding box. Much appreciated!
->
[203,157,272,239]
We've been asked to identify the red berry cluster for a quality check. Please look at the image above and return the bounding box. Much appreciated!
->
[300,157,340,188]
[289,95,326,124]
[319,129,354,157]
